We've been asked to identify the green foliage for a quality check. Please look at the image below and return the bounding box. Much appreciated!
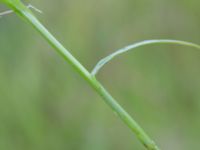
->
[1,1,161,150]
[1,0,200,150]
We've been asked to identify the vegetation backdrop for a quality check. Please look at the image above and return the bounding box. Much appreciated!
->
[0,0,200,149]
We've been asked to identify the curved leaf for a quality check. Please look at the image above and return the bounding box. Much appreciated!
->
[92,39,200,76]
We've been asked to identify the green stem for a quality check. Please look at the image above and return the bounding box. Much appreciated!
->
[2,1,160,150]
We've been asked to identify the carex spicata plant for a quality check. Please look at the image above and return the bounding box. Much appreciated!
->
[1,0,200,149]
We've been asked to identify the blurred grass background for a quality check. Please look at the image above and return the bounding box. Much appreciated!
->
[0,0,200,149]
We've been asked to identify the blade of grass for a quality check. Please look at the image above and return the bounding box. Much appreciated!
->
[92,40,200,76]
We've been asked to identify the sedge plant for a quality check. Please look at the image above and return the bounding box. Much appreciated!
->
[1,0,200,149]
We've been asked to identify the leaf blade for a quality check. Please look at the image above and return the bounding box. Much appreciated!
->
[92,39,200,76]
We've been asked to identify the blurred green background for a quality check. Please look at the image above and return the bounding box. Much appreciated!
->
[0,0,200,150]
